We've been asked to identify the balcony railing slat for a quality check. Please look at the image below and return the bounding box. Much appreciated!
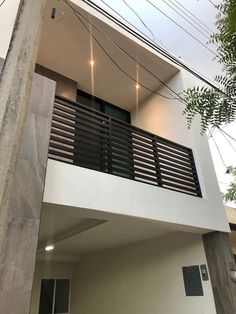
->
[49,96,202,197]
[158,153,195,169]
[156,142,190,158]
[161,169,197,183]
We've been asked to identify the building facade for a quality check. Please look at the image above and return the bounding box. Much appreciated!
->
[0,0,235,313]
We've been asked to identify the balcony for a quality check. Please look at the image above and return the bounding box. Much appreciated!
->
[48,96,202,197]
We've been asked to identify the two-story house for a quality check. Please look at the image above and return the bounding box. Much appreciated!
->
[0,0,235,313]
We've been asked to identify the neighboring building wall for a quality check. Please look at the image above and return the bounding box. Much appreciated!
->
[30,233,216,314]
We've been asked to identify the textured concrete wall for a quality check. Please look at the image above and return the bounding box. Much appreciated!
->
[0,3,47,313]
[0,57,4,73]
[203,232,236,314]
[35,64,77,101]
[0,73,55,313]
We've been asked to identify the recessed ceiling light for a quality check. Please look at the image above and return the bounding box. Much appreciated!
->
[90,60,95,66]
[45,245,54,252]
[136,84,140,89]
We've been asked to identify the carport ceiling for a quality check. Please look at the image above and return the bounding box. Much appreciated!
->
[37,0,179,111]
[37,203,173,261]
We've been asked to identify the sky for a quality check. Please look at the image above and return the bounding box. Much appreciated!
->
[94,0,236,205]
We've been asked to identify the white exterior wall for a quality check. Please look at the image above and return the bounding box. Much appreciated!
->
[0,0,20,59]
[30,233,216,314]
[71,233,216,314]
[131,70,229,232]
[44,158,228,233]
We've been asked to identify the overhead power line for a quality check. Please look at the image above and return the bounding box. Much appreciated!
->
[219,129,236,152]
[145,0,217,57]
[62,0,235,158]
[98,0,217,89]
[171,0,215,35]
[66,1,186,102]
[99,0,167,49]
[208,0,218,7]
[120,0,158,43]
[64,0,179,100]
[207,126,215,139]
[219,127,236,142]
[0,0,7,8]
[80,0,223,92]
[160,0,212,40]
[207,0,224,13]
[211,135,227,168]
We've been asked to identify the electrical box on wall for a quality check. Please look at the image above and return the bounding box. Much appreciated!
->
[182,265,204,296]
[200,264,209,281]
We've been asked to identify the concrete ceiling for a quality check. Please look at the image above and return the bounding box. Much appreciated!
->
[37,203,173,261]
[37,0,179,111]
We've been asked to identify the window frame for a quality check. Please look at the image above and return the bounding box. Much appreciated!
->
[77,89,131,124]
[38,278,71,314]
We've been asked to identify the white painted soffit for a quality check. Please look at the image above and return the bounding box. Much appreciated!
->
[37,0,179,111]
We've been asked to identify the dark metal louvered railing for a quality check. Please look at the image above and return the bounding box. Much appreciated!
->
[49,96,202,197]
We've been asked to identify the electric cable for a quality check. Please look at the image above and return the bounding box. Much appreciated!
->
[92,0,235,100]
[64,0,179,100]
[171,0,215,35]
[207,126,216,139]
[145,0,217,57]
[66,2,186,102]
[63,1,235,161]
[120,0,158,43]
[160,0,213,40]
[218,127,236,142]
[0,0,6,8]
[71,0,235,184]
[76,1,236,108]
[80,0,223,91]
[218,129,236,152]
[207,0,223,13]
[211,135,227,167]
[208,0,218,7]
[123,0,221,88]
[99,0,166,47]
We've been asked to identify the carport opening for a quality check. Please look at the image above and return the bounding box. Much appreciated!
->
[29,204,214,314]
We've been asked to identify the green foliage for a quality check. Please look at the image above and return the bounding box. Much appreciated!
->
[224,166,236,203]
[183,0,236,133]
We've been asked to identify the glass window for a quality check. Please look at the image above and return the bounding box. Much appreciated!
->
[39,279,55,314]
[103,104,130,123]
[77,90,101,111]
[54,279,70,314]
[39,279,70,314]
[77,89,130,123]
